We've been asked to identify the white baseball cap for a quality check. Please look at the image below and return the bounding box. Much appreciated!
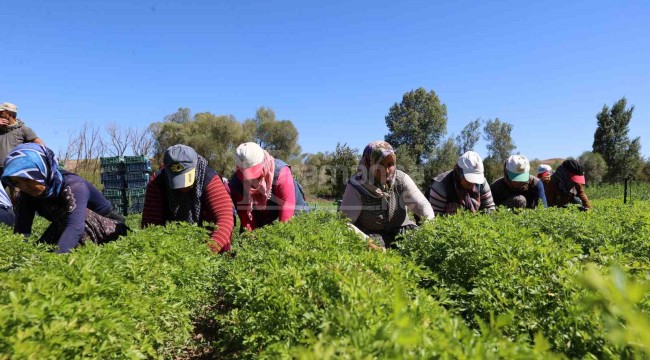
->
[235,142,266,180]
[0,103,17,113]
[457,151,485,184]
[505,155,530,182]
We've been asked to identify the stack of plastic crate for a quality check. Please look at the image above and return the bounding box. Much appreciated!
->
[100,156,126,215]
[124,155,151,214]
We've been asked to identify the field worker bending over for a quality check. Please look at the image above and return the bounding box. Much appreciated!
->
[427,151,496,216]
[229,142,309,232]
[142,144,234,252]
[0,185,13,227]
[543,159,591,210]
[490,155,547,209]
[1,144,127,253]
[537,164,553,181]
[340,141,434,249]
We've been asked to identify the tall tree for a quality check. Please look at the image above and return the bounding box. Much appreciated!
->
[483,118,516,162]
[385,87,447,165]
[456,118,482,155]
[592,97,643,181]
[483,118,516,183]
[423,137,460,189]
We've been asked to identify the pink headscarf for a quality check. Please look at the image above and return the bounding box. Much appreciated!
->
[235,143,276,221]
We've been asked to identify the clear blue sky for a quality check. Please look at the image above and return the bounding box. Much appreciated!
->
[3,0,649,161]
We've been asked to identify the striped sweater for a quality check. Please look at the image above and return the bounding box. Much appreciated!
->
[427,170,496,216]
[141,171,234,252]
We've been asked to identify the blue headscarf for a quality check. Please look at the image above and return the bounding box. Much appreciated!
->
[1,143,63,198]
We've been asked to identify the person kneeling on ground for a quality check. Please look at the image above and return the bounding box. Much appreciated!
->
[229,142,309,232]
[340,141,434,249]
[543,159,591,210]
[427,151,496,216]
[1,144,127,253]
[490,155,548,209]
[142,144,234,252]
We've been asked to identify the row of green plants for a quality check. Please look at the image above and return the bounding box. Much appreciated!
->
[1,199,650,358]
[0,222,221,359]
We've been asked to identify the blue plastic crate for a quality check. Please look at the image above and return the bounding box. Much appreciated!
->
[127,179,148,189]
[126,188,146,198]
[101,163,124,173]
[128,202,145,214]
[109,197,124,207]
[102,179,125,189]
[102,188,123,198]
[124,155,149,164]
[125,172,150,181]
[100,156,124,166]
[101,172,124,182]
[126,163,152,172]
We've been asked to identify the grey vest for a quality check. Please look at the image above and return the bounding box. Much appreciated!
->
[350,170,415,234]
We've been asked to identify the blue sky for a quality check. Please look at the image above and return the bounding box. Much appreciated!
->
[3,0,649,161]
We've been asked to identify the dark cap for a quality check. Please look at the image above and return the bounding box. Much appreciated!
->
[163,144,198,189]
[562,159,586,184]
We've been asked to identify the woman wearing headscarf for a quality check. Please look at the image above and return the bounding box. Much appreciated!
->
[490,155,548,209]
[543,159,591,209]
[340,141,434,248]
[1,144,127,253]
[229,142,309,231]
[427,151,496,216]
[141,144,234,252]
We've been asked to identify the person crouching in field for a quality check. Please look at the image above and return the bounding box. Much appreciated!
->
[229,142,309,232]
[543,159,592,210]
[1,144,128,253]
[537,164,553,181]
[339,141,434,249]
[427,151,496,216]
[141,144,234,252]
[490,155,548,209]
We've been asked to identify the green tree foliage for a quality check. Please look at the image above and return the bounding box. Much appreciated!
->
[592,97,643,182]
[456,118,482,155]
[249,107,302,161]
[483,118,516,183]
[385,88,448,165]
[301,152,332,198]
[163,107,192,123]
[330,143,359,199]
[423,137,460,189]
[151,106,300,178]
[578,151,608,186]
[394,146,423,189]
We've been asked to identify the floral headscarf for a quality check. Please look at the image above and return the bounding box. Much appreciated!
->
[350,141,396,198]
[1,143,63,198]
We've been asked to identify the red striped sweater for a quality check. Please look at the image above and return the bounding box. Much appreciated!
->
[141,171,234,252]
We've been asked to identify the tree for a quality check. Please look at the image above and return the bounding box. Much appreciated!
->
[301,152,332,198]
[385,87,448,165]
[456,118,482,155]
[423,137,460,189]
[578,151,608,186]
[248,107,302,161]
[164,107,192,123]
[593,97,643,182]
[329,143,359,199]
[483,118,516,162]
[128,126,155,157]
[105,123,129,156]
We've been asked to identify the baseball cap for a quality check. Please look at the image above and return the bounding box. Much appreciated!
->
[562,159,586,185]
[505,155,530,182]
[235,142,265,180]
[457,151,485,184]
[537,164,552,175]
[163,144,198,189]
[0,103,17,113]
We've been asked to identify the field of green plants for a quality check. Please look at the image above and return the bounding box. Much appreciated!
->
[1,192,650,358]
